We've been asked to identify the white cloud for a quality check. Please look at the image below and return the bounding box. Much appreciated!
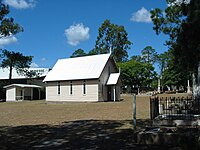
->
[130,7,152,23]
[41,58,46,61]
[30,62,39,68]
[168,0,190,6]
[65,23,90,46]
[0,35,18,46]
[4,0,36,9]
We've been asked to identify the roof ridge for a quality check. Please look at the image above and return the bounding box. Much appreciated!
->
[59,53,111,61]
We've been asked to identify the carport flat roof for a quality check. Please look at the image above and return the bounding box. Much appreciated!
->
[3,84,42,89]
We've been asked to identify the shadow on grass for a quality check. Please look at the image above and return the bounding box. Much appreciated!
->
[0,119,167,150]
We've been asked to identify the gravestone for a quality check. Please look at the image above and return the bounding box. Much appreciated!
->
[157,78,161,93]
[187,80,191,94]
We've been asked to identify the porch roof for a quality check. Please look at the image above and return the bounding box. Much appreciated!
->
[3,84,42,89]
[106,73,120,85]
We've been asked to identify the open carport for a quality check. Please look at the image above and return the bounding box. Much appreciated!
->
[4,84,42,101]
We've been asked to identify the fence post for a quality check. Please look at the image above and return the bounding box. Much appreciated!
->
[150,97,153,119]
[133,94,136,130]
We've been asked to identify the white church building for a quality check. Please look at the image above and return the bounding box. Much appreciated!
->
[43,54,121,102]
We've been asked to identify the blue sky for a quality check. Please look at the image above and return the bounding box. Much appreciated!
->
[1,0,169,68]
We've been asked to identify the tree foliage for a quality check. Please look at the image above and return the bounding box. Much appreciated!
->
[150,0,188,46]
[118,60,157,92]
[150,0,200,74]
[157,50,172,76]
[95,19,132,62]
[70,49,87,58]
[88,48,98,56]
[141,46,157,64]
[131,55,142,62]
[1,50,33,83]
[162,66,182,88]
[0,2,34,84]
[175,0,200,73]
[0,2,23,38]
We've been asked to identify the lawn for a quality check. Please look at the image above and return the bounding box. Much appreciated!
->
[0,94,161,149]
[0,94,150,126]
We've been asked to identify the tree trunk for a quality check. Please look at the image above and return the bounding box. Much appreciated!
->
[9,65,13,84]
[198,62,200,86]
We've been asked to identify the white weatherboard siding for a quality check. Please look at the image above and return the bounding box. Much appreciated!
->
[46,80,98,102]
[6,87,15,101]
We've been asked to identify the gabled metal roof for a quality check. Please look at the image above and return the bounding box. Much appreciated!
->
[43,54,111,82]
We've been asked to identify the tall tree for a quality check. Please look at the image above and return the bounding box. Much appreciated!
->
[131,55,142,62]
[175,0,200,73]
[161,64,185,90]
[157,51,172,76]
[150,0,187,46]
[141,46,157,64]
[0,2,23,39]
[1,50,33,83]
[95,19,132,62]
[70,49,87,58]
[150,0,200,75]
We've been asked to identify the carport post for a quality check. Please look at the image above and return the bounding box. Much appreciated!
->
[22,88,25,100]
[133,94,136,130]
[31,88,33,100]
[39,88,41,100]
